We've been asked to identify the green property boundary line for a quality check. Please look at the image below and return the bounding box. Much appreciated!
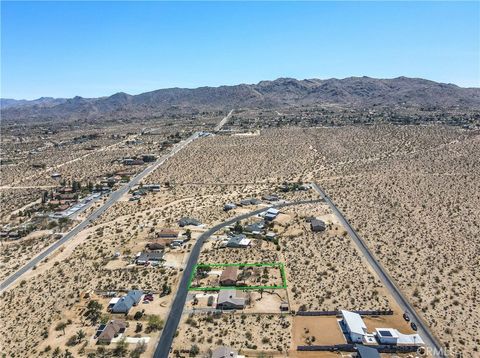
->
[188,262,287,291]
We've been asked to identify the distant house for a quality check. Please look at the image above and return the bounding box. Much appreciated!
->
[355,345,380,358]
[136,252,164,265]
[239,198,261,206]
[265,232,276,240]
[223,203,237,211]
[216,289,246,310]
[244,222,265,234]
[211,346,240,358]
[264,208,279,221]
[145,242,165,252]
[111,290,143,313]
[310,219,326,232]
[280,302,289,312]
[51,172,62,179]
[262,194,279,202]
[97,320,126,344]
[226,235,251,248]
[178,217,201,227]
[156,229,179,239]
[220,267,238,286]
[123,158,144,165]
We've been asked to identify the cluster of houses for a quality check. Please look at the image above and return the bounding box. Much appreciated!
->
[341,310,424,347]
[121,154,157,166]
[130,184,161,201]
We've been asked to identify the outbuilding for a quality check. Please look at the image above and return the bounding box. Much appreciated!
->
[310,219,326,232]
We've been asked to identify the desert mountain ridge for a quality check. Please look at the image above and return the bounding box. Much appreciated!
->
[2,76,480,122]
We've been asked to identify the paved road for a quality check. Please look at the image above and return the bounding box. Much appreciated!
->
[311,183,446,358]
[214,109,233,132]
[153,199,321,358]
[0,132,200,293]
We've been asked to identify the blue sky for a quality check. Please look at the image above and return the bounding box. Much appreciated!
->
[1,1,479,99]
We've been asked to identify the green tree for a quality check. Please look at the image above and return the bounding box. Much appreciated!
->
[147,315,164,332]
[85,300,103,324]
[76,329,86,343]
[113,338,128,357]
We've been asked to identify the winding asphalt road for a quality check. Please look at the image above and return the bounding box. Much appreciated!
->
[0,132,199,293]
[153,199,322,358]
[311,183,446,358]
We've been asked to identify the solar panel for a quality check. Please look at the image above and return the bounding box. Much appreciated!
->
[379,330,393,336]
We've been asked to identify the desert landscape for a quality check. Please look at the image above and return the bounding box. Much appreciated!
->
[1,77,479,358]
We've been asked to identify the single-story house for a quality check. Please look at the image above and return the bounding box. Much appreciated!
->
[355,345,380,358]
[211,346,241,358]
[375,328,424,346]
[220,267,238,286]
[226,235,251,248]
[216,289,246,310]
[145,242,165,252]
[262,194,279,202]
[244,222,265,234]
[136,252,164,265]
[97,320,126,344]
[311,219,326,232]
[264,208,280,221]
[341,310,369,343]
[178,217,201,227]
[239,198,261,206]
[223,203,237,211]
[156,229,179,239]
[265,232,277,240]
[111,290,143,313]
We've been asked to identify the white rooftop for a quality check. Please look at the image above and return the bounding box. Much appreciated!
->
[375,328,424,345]
[341,310,368,335]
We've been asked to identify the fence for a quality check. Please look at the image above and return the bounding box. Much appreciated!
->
[297,344,419,353]
[296,309,393,316]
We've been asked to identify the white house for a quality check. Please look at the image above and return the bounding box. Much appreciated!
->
[341,310,369,343]
[375,328,424,346]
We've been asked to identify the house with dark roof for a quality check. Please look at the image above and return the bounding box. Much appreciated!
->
[239,198,261,206]
[216,290,246,310]
[156,229,179,239]
[264,208,279,221]
[355,345,380,358]
[145,242,165,252]
[178,217,201,227]
[226,235,251,248]
[220,267,238,286]
[97,320,126,344]
[244,221,265,234]
[223,203,237,211]
[111,290,143,313]
[136,252,164,265]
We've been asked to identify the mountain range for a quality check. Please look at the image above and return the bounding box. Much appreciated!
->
[2,77,480,123]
